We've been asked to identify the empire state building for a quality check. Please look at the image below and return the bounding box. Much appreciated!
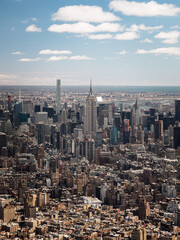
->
[84,81,97,139]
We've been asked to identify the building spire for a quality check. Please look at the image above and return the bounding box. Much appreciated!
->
[135,98,139,110]
[90,78,92,95]
[19,90,21,102]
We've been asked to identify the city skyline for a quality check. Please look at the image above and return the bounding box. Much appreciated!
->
[1,0,180,86]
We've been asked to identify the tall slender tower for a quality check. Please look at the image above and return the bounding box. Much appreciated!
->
[134,98,140,126]
[85,80,97,139]
[56,79,61,114]
[175,99,180,122]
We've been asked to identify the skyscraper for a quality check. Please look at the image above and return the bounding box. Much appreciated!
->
[84,81,97,139]
[37,122,45,144]
[56,79,61,114]
[134,98,140,126]
[174,125,180,149]
[175,99,180,122]
[14,101,23,127]
[154,120,163,141]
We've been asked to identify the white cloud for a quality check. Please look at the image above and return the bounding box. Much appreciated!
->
[52,5,120,23]
[47,55,94,61]
[114,50,127,55]
[109,0,180,17]
[18,57,41,62]
[11,51,23,55]
[25,24,42,32]
[39,49,72,55]
[136,47,180,56]
[140,38,153,43]
[87,34,113,40]
[155,31,180,44]
[69,55,95,60]
[126,24,163,32]
[114,31,139,40]
[86,31,138,40]
[47,56,68,61]
[48,22,124,34]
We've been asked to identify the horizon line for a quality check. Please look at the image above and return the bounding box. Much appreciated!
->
[0,85,180,87]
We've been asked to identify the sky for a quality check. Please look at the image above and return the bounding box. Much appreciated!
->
[1,0,180,86]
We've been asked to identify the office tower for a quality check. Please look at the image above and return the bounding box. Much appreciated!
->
[174,125,180,148]
[131,226,147,240]
[8,95,12,112]
[23,101,33,116]
[56,131,60,150]
[114,114,121,131]
[62,109,67,123]
[154,120,163,140]
[137,127,144,145]
[110,126,117,145]
[0,204,15,223]
[164,130,170,145]
[0,132,7,150]
[84,81,97,139]
[56,79,61,114]
[174,210,180,226]
[14,101,23,127]
[98,103,113,127]
[85,138,95,163]
[6,119,12,134]
[50,125,56,147]
[138,198,150,220]
[35,112,48,124]
[134,98,140,126]
[123,119,130,144]
[43,106,55,119]
[34,105,41,113]
[19,112,29,125]
[149,108,155,117]
[96,129,102,147]
[131,225,143,240]
[37,123,46,144]
[73,128,83,140]
[175,100,180,122]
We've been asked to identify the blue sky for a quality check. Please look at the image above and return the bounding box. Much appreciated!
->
[1,0,180,86]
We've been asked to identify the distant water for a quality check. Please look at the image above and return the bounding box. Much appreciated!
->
[0,85,180,93]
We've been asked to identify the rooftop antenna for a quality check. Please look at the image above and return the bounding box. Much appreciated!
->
[90,78,92,95]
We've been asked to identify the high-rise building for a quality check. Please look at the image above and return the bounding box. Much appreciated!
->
[134,98,140,126]
[8,95,12,112]
[35,112,48,124]
[37,122,46,144]
[123,119,130,144]
[174,125,180,149]
[154,120,163,141]
[131,225,147,240]
[138,198,150,220]
[84,81,97,139]
[14,101,23,127]
[175,100,180,122]
[110,126,117,145]
[34,105,41,113]
[56,79,61,114]
[0,132,7,150]
[23,101,33,116]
